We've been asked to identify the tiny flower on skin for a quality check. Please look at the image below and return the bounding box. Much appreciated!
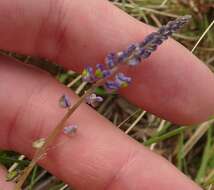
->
[115,72,132,88]
[105,72,132,91]
[105,53,117,69]
[59,94,71,108]
[63,124,78,135]
[105,81,120,91]
[58,95,78,136]
[85,93,104,107]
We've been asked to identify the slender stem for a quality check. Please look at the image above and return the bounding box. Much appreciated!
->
[160,0,169,7]
[125,110,146,134]
[67,75,82,88]
[191,19,214,53]
[117,109,140,128]
[195,127,212,184]
[144,127,186,146]
[15,67,118,189]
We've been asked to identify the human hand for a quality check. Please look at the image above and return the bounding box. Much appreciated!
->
[0,0,214,189]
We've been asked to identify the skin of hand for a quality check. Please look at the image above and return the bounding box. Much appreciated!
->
[0,0,214,189]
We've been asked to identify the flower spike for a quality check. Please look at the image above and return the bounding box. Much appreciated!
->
[81,15,191,90]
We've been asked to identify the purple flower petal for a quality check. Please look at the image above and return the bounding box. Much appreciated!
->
[63,124,78,135]
[59,95,71,108]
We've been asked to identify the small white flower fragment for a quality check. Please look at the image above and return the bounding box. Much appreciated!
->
[32,138,46,149]
[63,124,78,135]
[85,93,103,107]
[59,94,71,108]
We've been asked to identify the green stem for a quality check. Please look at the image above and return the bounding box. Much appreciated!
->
[195,127,212,184]
[176,132,184,171]
[144,127,186,146]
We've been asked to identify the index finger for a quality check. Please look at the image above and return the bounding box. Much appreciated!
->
[0,0,213,124]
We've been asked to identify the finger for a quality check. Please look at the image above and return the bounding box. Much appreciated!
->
[0,166,15,190]
[0,56,202,190]
[0,0,213,124]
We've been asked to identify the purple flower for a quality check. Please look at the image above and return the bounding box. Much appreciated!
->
[105,53,117,69]
[105,72,132,91]
[116,51,128,62]
[116,73,132,83]
[59,95,71,108]
[127,44,137,54]
[63,124,78,135]
[85,93,103,107]
[127,56,141,66]
[105,81,120,90]
[82,66,96,83]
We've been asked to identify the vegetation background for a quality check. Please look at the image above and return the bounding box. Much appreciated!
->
[0,0,214,189]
